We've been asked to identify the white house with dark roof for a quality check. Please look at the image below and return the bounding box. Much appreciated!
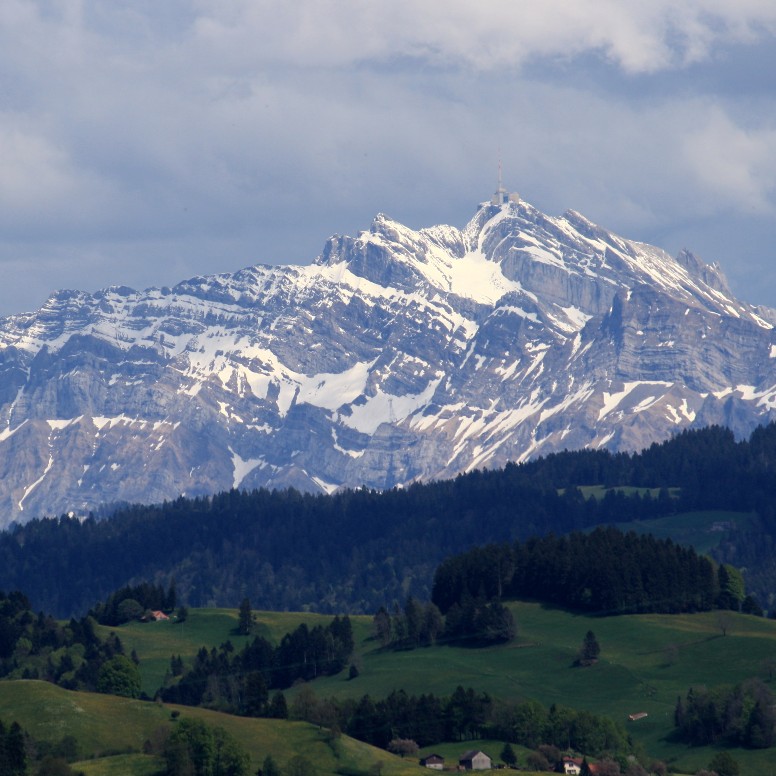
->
[459,750,492,770]
[420,753,444,769]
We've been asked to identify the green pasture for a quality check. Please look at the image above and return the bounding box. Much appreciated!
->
[602,510,756,555]
[30,603,776,774]
[0,680,423,776]
[576,485,680,500]
[103,607,348,697]
[75,753,164,776]
[290,602,776,774]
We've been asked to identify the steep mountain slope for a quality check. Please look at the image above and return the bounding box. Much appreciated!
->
[0,191,775,525]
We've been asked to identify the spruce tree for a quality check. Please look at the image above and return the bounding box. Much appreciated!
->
[500,742,517,767]
[577,630,600,665]
[238,597,253,636]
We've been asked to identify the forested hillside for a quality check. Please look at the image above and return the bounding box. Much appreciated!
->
[4,423,776,616]
[0,590,131,696]
[431,528,757,616]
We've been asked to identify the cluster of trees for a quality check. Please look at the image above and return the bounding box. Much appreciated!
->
[674,680,776,748]
[89,581,178,626]
[164,718,249,776]
[373,599,443,649]
[161,616,353,713]
[288,684,629,758]
[0,590,129,694]
[9,423,776,617]
[373,595,515,649]
[488,697,628,756]
[432,528,738,616]
[442,598,516,644]
[0,719,93,776]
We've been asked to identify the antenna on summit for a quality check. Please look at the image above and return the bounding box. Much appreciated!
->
[491,157,520,207]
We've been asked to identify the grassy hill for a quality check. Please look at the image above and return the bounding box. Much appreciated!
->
[104,607,337,697]
[98,603,776,775]
[0,680,425,776]
[602,509,757,556]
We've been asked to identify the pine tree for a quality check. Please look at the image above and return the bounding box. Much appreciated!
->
[577,630,600,666]
[372,607,392,647]
[238,597,253,636]
[5,722,26,776]
[268,691,288,719]
[262,754,281,776]
[500,742,517,767]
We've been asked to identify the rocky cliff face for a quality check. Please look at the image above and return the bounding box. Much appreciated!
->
[0,196,775,526]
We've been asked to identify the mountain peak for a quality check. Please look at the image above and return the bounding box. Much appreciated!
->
[0,195,774,525]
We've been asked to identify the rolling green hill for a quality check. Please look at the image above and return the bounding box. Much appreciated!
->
[99,604,776,775]
[101,607,340,697]
[0,680,425,776]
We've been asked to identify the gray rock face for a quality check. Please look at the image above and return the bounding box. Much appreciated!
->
[0,197,775,526]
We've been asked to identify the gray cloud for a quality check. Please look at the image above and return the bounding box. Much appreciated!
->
[0,1,775,314]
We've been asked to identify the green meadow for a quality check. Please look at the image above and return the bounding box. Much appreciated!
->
[0,680,421,776]
[106,603,776,774]
[603,509,757,555]
[576,485,679,500]
[7,602,776,774]
[102,607,339,697]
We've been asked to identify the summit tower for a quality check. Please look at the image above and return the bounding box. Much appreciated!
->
[491,160,520,206]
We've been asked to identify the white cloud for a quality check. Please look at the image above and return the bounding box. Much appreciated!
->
[185,1,776,73]
[682,107,776,214]
[0,2,775,314]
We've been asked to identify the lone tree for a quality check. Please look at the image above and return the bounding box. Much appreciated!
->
[501,743,517,767]
[262,754,281,776]
[238,597,253,636]
[708,751,740,776]
[97,655,141,698]
[387,738,419,758]
[576,630,600,666]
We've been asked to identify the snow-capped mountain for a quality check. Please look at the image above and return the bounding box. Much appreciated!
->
[1,191,775,526]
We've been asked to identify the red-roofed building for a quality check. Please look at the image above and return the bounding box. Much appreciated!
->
[562,756,583,775]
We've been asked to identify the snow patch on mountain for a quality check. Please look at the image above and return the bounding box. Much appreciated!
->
[0,194,773,524]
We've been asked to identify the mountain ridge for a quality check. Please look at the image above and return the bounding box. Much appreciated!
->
[0,193,775,525]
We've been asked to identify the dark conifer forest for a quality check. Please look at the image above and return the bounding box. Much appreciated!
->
[432,528,720,615]
[3,423,776,616]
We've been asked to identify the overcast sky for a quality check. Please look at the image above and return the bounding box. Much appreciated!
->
[2,1,776,316]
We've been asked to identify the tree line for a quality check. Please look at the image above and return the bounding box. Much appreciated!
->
[89,581,178,626]
[5,422,776,616]
[373,594,515,649]
[160,615,354,713]
[0,589,130,696]
[288,684,630,758]
[675,679,776,748]
[432,527,751,615]
[4,713,253,776]
[163,718,248,776]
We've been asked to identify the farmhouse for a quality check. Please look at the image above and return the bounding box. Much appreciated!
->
[459,750,492,770]
[562,756,583,775]
[420,754,444,769]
